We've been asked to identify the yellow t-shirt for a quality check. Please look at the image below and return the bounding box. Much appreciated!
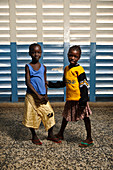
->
[64,65,85,101]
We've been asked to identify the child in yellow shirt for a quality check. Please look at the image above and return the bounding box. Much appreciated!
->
[48,45,93,147]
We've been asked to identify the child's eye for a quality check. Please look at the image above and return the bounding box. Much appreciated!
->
[31,52,35,54]
[74,56,78,58]
[31,51,41,54]
[68,54,78,58]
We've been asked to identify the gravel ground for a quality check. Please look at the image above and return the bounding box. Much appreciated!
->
[0,102,113,170]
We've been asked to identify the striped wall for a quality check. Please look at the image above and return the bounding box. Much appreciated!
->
[0,0,113,102]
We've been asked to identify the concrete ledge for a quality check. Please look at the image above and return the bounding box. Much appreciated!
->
[0,102,113,108]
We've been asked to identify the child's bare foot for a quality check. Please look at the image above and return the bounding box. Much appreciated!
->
[47,134,61,143]
[55,133,64,140]
[82,138,93,143]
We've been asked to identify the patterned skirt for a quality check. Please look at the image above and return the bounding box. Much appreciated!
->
[62,101,92,122]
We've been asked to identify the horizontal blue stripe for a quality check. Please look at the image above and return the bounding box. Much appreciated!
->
[96,52,113,56]
[17,45,29,49]
[0,45,10,48]
[96,59,113,63]
[97,45,113,49]
[81,53,90,56]
[96,80,113,83]
[43,44,63,48]
[0,94,11,97]
[96,94,113,97]
[17,52,29,56]
[0,74,11,77]
[17,60,31,64]
[0,81,11,83]
[0,52,11,56]
[96,74,113,77]
[0,67,11,71]
[0,60,11,64]
[44,52,63,56]
[0,88,11,91]
[80,45,90,48]
[96,87,113,90]
[96,66,113,69]
[47,73,63,76]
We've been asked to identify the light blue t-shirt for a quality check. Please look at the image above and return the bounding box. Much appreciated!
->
[26,63,46,95]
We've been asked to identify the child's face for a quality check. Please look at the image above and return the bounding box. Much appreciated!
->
[68,49,80,65]
[29,45,42,63]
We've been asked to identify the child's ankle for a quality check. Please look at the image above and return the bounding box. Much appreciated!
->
[58,132,63,137]
[32,135,38,140]
[86,137,93,142]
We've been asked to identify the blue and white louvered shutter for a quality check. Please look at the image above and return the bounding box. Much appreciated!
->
[96,0,113,98]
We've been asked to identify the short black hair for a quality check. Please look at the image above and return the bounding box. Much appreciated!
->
[29,43,41,52]
[68,45,81,56]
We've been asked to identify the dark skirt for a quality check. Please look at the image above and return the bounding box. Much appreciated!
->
[62,101,92,122]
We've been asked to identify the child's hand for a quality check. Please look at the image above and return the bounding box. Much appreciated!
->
[79,99,87,113]
[44,94,48,102]
[79,105,85,113]
[42,95,48,104]
[38,94,48,104]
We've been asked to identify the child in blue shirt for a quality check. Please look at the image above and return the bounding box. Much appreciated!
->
[22,43,61,145]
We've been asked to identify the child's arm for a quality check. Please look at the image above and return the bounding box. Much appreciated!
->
[44,65,48,102]
[48,76,66,88]
[78,72,89,107]
[48,68,66,88]
[25,64,47,103]
[44,65,47,94]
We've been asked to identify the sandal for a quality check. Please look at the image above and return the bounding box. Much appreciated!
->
[55,134,64,140]
[47,137,61,143]
[79,141,94,147]
[32,139,42,145]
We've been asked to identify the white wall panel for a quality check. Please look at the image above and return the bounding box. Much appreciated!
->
[0,0,10,44]
[96,0,113,45]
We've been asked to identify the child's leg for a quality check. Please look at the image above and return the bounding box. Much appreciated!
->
[79,117,93,147]
[29,128,42,145]
[48,126,54,137]
[29,128,37,139]
[83,117,93,142]
[56,117,68,139]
